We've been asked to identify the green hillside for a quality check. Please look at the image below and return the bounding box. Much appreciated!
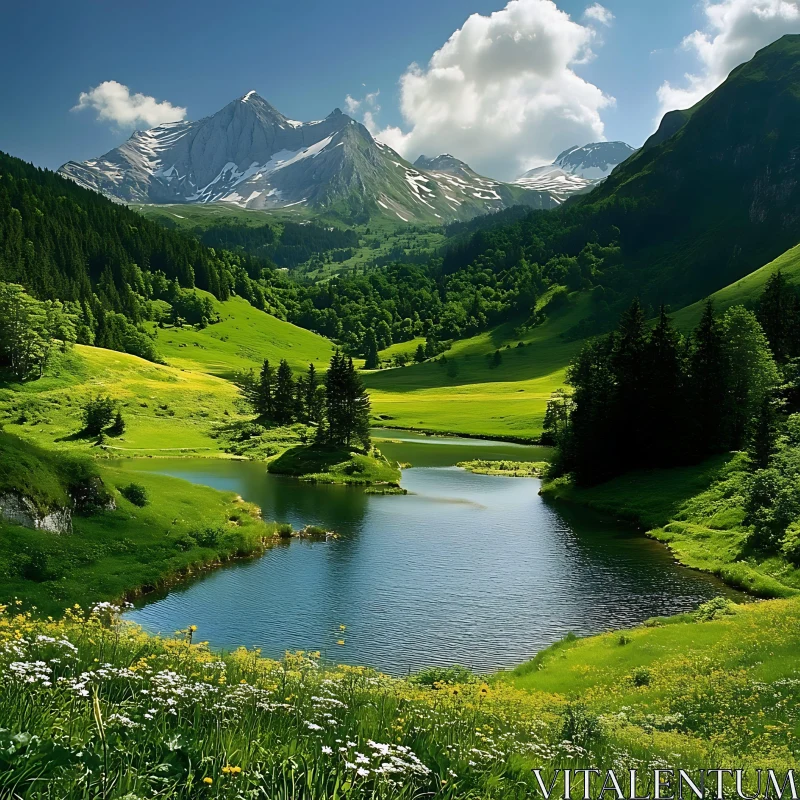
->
[0,430,273,614]
[672,242,800,330]
[580,34,800,305]
[146,293,335,378]
[437,35,800,318]
[0,345,243,455]
[366,294,590,439]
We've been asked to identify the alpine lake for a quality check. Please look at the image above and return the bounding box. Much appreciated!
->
[122,429,735,674]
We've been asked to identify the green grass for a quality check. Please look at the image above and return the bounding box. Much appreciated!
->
[0,431,88,513]
[672,241,800,330]
[457,460,547,477]
[541,455,800,598]
[267,444,401,485]
[147,293,335,378]
[365,294,590,439]
[377,336,427,362]
[0,345,245,456]
[0,460,277,617]
[502,593,800,765]
[3,594,800,797]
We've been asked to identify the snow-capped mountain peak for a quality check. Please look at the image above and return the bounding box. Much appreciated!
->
[514,141,636,203]
[58,96,557,223]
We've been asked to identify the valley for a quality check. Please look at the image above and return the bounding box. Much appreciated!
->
[5,24,800,799]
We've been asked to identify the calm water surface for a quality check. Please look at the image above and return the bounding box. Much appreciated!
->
[123,432,732,674]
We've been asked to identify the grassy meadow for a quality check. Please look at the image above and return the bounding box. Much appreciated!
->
[0,440,279,616]
[366,295,590,440]
[2,592,800,798]
[0,345,244,456]
[146,293,335,378]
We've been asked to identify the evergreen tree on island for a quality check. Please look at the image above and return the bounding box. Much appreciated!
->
[324,350,371,450]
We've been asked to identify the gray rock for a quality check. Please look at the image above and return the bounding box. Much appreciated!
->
[0,493,72,534]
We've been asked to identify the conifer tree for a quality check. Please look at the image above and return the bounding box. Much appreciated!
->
[324,351,371,449]
[566,334,617,484]
[363,330,379,370]
[273,360,295,425]
[611,298,648,467]
[645,307,686,465]
[303,363,324,425]
[345,356,372,450]
[757,271,794,362]
[325,350,348,445]
[749,394,779,469]
[256,359,275,419]
[690,300,727,457]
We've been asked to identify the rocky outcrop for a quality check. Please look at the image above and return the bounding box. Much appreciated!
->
[0,493,72,534]
[72,476,116,514]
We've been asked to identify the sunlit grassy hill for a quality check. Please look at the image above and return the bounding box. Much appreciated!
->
[504,593,800,766]
[672,241,800,330]
[0,345,244,455]
[147,293,335,378]
[366,295,590,440]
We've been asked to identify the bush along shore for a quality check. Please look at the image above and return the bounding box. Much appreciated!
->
[457,460,548,477]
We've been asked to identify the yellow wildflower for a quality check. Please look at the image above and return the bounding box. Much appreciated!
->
[203,777,213,785]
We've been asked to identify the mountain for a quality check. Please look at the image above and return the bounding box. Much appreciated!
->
[58,93,556,224]
[513,142,636,203]
[574,34,800,304]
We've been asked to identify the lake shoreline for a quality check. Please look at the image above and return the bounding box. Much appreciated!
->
[373,424,543,446]
[123,449,735,675]
[539,474,798,601]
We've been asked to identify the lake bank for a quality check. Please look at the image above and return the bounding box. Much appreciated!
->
[540,458,800,599]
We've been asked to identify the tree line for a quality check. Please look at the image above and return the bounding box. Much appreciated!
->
[544,271,800,564]
[545,285,789,485]
[241,351,371,450]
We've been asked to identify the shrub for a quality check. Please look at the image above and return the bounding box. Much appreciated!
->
[193,526,223,548]
[631,668,652,687]
[82,396,115,436]
[120,483,149,507]
[694,596,738,622]
[276,523,294,539]
[782,522,800,564]
[409,665,476,687]
[171,532,197,552]
[109,409,125,436]
[560,704,601,746]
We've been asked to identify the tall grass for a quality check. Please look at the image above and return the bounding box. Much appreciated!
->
[0,605,637,799]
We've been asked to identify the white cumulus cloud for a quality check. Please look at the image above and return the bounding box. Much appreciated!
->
[370,0,614,181]
[583,3,614,26]
[73,80,187,129]
[657,0,800,117]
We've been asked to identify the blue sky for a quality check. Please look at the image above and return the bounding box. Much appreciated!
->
[2,0,798,178]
